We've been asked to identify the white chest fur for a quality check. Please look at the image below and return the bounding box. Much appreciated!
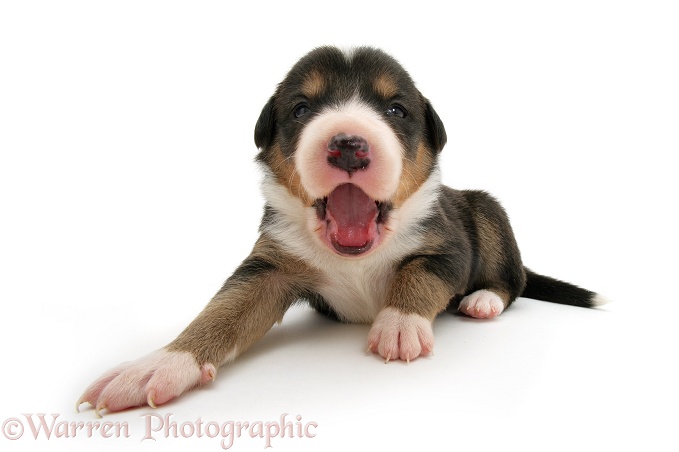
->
[316,255,395,323]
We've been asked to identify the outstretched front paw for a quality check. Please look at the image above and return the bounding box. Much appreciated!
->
[367,307,434,363]
[77,349,215,417]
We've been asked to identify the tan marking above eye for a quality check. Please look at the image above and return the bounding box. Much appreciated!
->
[301,71,326,98]
[374,73,399,98]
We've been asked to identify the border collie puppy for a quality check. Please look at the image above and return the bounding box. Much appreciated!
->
[78,46,605,416]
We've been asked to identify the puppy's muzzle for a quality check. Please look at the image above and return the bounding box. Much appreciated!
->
[327,134,371,173]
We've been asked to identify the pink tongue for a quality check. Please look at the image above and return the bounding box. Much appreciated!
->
[326,184,377,247]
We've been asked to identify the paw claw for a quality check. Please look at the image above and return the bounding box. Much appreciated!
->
[200,363,217,384]
[147,391,157,409]
[94,402,106,419]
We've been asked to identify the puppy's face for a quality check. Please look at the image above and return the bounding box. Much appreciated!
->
[256,47,446,258]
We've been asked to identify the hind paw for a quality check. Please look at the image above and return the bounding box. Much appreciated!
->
[459,290,505,319]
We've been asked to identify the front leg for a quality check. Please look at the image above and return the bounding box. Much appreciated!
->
[77,236,317,416]
[367,257,458,362]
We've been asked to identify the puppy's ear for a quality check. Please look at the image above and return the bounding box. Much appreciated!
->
[254,95,277,150]
[424,98,447,153]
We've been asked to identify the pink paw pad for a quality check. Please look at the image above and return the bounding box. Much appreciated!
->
[77,349,213,416]
[459,290,505,319]
[367,307,434,362]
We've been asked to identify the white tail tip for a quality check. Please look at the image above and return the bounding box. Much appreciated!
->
[592,294,612,306]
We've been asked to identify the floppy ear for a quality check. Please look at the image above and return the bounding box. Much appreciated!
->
[424,98,447,153]
[254,95,277,150]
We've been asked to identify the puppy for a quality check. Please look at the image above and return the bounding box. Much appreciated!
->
[78,46,606,416]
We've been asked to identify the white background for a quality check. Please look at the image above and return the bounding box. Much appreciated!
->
[1,1,678,451]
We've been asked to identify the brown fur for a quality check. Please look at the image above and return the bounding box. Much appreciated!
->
[167,235,320,365]
[301,70,326,98]
[266,143,315,206]
[374,73,399,98]
[393,141,435,207]
[385,257,455,319]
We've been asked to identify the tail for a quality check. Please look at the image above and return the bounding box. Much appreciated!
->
[521,268,609,307]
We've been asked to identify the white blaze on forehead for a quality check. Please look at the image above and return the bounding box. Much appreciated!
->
[339,46,357,62]
[294,97,403,201]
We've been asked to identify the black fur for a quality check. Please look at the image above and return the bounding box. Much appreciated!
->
[522,269,597,307]
[423,98,447,153]
[254,96,276,151]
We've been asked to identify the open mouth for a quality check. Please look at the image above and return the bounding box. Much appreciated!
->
[313,183,391,256]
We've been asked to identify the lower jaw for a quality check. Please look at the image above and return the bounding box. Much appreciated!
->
[331,238,374,256]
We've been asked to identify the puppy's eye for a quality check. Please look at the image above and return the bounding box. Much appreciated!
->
[293,103,311,118]
[386,104,407,118]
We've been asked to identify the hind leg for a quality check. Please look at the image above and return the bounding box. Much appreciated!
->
[460,191,527,319]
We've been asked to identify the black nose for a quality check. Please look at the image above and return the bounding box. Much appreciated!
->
[327,134,371,173]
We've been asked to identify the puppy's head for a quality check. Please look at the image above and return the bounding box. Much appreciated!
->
[256,46,446,258]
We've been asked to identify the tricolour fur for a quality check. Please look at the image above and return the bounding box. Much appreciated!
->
[78,46,605,416]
